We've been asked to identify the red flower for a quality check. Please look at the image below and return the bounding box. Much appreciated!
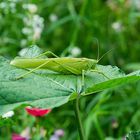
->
[12,133,29,140]
[25,107,51,117]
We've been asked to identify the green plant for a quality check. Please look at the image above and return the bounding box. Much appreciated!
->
[0,46,140,139]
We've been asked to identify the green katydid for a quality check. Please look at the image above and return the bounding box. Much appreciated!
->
[10,47,111,92]
[10,55,98,75]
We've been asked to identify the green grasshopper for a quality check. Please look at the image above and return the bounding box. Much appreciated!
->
[10,49,110,92]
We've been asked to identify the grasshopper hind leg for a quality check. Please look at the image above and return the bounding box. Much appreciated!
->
[16,61,51,80]
[15,51,59,80]
[80,70,85,94]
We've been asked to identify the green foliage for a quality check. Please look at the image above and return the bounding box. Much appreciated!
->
[0,46,140,117]
[126,131,140,140]
[0,117,13,127]
[0,0,140,139]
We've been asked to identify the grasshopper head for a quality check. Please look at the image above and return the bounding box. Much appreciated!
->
[82,58,98,70]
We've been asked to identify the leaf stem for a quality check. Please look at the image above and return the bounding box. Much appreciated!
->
[73,94,86,140]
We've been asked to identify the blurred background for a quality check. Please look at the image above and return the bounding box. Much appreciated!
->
[0,0,140,140]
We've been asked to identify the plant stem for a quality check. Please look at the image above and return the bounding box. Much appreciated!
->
[74,95,86,140]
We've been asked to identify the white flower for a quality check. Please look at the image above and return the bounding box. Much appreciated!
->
[33,15,44,25]
[32,15,44,30]
[71,47,81,57]
[49,14,58,22]
[111,22,122,32]
[2,111,14,118]
[23,4,37,13]
[22,14,44,41]
[32,15,44,40]
[28,4,37,13]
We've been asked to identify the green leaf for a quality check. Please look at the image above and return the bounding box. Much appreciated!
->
[124,63,140,71]
[19,45,43,58]
[0,56,77,115]
[0,56,140,115]
[83,66,140,96]
[126,131,140,140]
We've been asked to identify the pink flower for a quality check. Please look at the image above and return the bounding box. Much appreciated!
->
[25,107,51,117]
[12,133,29,140]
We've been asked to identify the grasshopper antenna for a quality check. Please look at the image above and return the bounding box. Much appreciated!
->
[92,37,114,62]
[92,37,100,61]
[97,48,114,62]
